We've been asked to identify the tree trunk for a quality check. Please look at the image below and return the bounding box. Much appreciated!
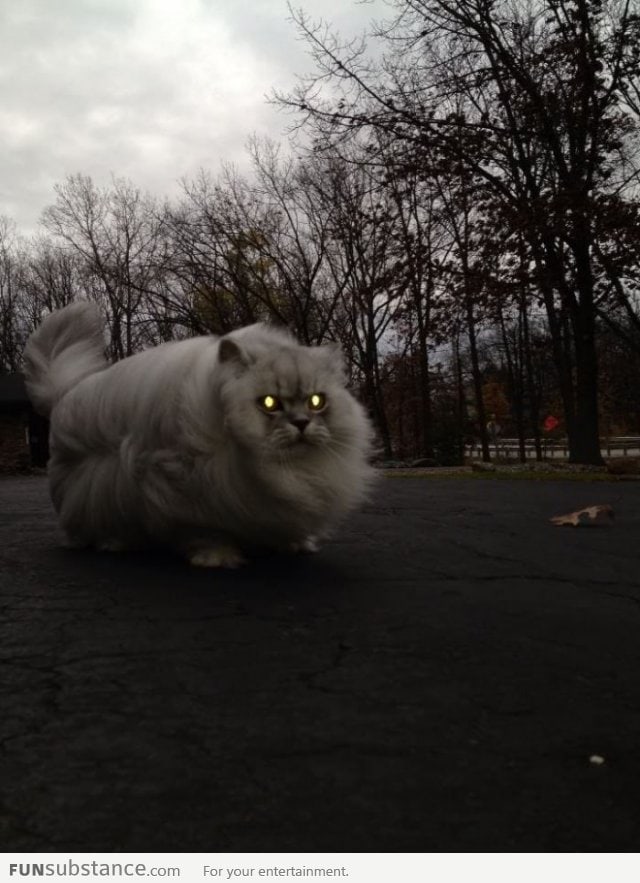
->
[567,308,604,465]
[567,237,604,465]
[363,353,393,460]
[417,339,434,459]
[520,293,543,460]
[497,306,526,462]
[466,298,490,461]
[454,334,467,458]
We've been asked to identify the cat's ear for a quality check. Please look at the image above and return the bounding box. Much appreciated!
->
[218,337,252,368]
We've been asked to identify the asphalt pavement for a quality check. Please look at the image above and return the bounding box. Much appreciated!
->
[1,474,640,852]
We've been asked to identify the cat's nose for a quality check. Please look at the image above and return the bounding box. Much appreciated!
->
[291,417,310,434]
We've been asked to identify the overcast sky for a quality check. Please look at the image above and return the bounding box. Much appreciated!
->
[0,0,388,235]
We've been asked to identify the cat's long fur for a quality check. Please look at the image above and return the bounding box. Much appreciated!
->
[23,302,374,567]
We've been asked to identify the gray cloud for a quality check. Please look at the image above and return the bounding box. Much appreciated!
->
[0,0,388,234]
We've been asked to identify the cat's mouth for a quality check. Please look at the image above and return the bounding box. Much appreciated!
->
[270,427,327,455]
[276,434,317,454]
[289,435,312,449]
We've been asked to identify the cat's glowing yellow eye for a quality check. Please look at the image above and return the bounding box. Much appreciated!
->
[259,395,281,412]
[308,393,326,411]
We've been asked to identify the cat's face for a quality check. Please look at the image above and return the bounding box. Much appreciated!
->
[218,336,359,459]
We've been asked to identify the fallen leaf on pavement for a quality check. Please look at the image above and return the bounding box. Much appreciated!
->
[550,504,614,527]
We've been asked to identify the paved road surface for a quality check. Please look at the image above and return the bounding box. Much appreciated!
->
[1,475,639,852]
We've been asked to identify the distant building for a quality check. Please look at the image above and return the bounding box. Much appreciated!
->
[0,374,49,472]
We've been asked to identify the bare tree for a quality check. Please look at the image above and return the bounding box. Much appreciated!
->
[0,218,24,372]
[277,0,640,464]
[42,174,168,359]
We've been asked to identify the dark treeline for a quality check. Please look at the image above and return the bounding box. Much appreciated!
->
[2,0,640,464]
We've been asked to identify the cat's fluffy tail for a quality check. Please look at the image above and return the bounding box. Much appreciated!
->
[23,301,107,417]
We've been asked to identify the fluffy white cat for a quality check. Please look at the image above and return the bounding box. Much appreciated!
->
[23,302,374,567]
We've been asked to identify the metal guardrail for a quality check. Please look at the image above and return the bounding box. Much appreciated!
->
[465,437,640,459]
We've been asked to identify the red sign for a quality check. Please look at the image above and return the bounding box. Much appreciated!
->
[543,415,559,432]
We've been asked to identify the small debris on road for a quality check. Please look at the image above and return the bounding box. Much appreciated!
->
[550,504,614,527]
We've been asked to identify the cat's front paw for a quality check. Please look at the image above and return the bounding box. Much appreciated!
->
[189,545,246,569]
